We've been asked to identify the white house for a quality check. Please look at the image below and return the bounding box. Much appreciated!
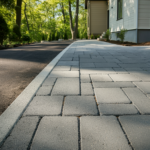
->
[85,0,150,43]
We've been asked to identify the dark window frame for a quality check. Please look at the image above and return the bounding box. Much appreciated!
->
[117,0,123,20]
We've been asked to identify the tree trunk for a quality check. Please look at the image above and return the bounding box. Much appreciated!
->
[68,0,74,40]
[61,2,66,24]
[60,2,67,38]
[16,0,22,29]
[74,0,79,39]
[71,31,75,40]
[24,2,29,31]
[68,0,79,40]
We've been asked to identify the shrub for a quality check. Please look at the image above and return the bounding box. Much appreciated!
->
[55,32,59,40]
[64,33,68,40]
[42,34,45,40]
[9,32,18,42]
[117,29,127,43]
[48,33,51,41]
[90,34,94,39]
[103,28,111,41]
[22,35,30,43]
[13,24,21,39]
[0,15,9,45]
[51,33,55,41]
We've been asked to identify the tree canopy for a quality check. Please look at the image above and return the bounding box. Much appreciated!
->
[0,0,87,45]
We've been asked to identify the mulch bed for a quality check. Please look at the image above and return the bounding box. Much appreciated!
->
[103,40,150,46]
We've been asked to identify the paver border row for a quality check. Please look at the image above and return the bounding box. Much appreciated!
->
[0,42,75,146]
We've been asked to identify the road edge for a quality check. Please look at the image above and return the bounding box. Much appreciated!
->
[0,42,74,146]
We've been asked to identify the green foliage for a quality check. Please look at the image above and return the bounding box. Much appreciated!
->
[22,35,30,43]
[90,34,94,39]
[0,15,9,45]
[86,35,88,39]
[0,0,88,43]
[48,33,51,41]
[117,29,127,43]
[42,34,45,41]
[9,32,18,42]
[0,0,15,9]
[52,33,55,41]
[103,28,111,41]
[77,30,80,38]
[55,32,59,40]
[64,33,68,40]
[13,24,21,39]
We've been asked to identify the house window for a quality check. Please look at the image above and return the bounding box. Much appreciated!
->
[117,0,123,20]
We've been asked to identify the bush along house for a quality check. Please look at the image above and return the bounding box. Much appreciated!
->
[85,0,150,43]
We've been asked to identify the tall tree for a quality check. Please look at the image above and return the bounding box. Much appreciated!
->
[68,0,79,40]
[16,0,22,30]
[23,2,29,31]
[60,2,67,38]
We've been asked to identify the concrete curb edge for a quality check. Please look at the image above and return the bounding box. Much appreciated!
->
[0,42,74,146]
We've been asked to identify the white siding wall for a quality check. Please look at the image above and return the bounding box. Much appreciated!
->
[138,0,150,29]
[109,0,138,32]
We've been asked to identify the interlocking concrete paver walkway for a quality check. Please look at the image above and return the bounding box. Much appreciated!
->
[1,40,150,149]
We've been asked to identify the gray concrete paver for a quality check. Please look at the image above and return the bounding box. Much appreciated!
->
[81,116,131,150]
[93,82,136,88]
[42,77,56,86]
[59,57,72,61]
[63,96,98,116]
[113,68,128,73]
[57,61,79,66]
[31,117,78,150]
[131,71,150,81]
[95,62,120,68]
[80,63,95,68]
[51,78,80,95]
[119,115,150,150]
[109,74,141,81]
[134,82,150,94]
[123,88,150,114]
[53,66,71,71]
[80,75,91,83]
[99,104,139,116]
[147,94,150,98]
[36,86,53,96]
[119,63,149,68]
[80,58,106,63]
[91,74,112,82]
[95,88,131,104]
[49,71,79,78]
[71,66,79,71]
[0,117,39,150]
[24,96,63,116]
[80,68,116,74]
[81,83,94,95]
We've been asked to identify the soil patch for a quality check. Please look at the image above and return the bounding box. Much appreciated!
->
[104,40,150,46]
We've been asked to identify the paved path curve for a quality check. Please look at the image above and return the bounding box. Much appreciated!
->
[1,40,150,150]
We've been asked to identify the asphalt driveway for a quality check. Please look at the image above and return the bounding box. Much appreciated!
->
[0,41,73,115]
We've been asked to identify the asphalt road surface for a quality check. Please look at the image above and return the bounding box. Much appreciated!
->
[0,41,73,115]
